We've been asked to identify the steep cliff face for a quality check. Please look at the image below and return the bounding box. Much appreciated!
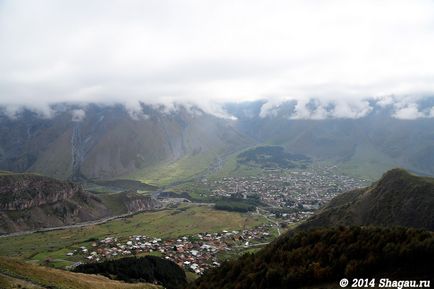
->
[0,173,160,234]
[121,193,159,213]
[0,173,81,210]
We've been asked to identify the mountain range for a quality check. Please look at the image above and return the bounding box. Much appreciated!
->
[1,102,433,183]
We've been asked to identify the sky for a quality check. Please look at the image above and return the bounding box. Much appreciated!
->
[1,0,434,119]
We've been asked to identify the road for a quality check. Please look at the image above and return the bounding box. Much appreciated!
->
[0,202,214,239]
[256,207,281,236]
[0,211,143,238]
[234,242,270,248]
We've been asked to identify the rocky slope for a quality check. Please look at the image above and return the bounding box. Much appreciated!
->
[0,104,251,181]
[2,102,434,182]
[0,172,159,234]
[0,173,83,210]
[298,168,434,230]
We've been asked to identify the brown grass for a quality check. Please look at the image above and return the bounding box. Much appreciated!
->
[0,257,161,289]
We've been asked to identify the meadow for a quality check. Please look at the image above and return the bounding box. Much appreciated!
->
[0,204,267,268]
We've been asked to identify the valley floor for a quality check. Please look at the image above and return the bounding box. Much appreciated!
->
[0,204,270,271]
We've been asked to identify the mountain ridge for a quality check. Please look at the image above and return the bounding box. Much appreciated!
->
[0,172,160,234]
[298,168,434,230]
[1,103,434,182]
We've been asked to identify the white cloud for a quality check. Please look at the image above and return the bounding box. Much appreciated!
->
[393,104,424,120]
[71,109,86,122]
[1,0,434,118]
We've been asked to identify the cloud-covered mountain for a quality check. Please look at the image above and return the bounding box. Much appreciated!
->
[227,100,434,178]
[2,0,434,119]
[0,101,433,182]
[0,104,251,181]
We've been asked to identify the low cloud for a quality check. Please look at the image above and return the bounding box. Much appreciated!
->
[0,0,434,119]
[71,109,86,122]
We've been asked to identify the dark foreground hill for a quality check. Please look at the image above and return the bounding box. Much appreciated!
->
[0,172,159,234]
[75,256,187,289]
[0,256,159,289]
[191,227,434,289]
[299,169,434,231]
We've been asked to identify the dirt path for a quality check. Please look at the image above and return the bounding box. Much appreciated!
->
[256,207,281,236]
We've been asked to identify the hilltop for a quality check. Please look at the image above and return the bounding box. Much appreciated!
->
[299,169,434,230]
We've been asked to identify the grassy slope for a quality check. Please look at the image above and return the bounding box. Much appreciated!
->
[299,169,434,230]
[129,151,219,186]
[0,272,45,289]
[0,257,159,289]
[0,205,266,263]
[191,227,434,289]
[337,143,398,180]
[129,145,271,186]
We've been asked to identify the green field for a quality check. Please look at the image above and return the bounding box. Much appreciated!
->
[337,144,397,180]
[129,151,219,186]
[0,205,267,267]
[127,146,279,186]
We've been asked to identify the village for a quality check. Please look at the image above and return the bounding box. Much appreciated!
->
[65,167,367,274]
[66,223,275,275]
[205,166,367,210]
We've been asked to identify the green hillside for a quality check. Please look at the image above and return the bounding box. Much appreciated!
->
[299,169,434,230]
[191,227,434,289]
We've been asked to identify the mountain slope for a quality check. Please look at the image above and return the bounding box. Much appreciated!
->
[0,172,159,234]
[228,101,434,179]
[0,257,160,289]
[0,104,251,181]
[191,227,434,289]
[1,102,434,181]
[75,256,187,289]
[299,169,434,230]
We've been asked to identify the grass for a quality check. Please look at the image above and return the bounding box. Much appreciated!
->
[0,272,45,289]
[169,181,214,201]
[0,205,266,264]
[209,149,257,178]
[129,151,219,186]
[185,271,199,283]
[0,257,160,289]
[337,143,397,180]
[128,146,266,186]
